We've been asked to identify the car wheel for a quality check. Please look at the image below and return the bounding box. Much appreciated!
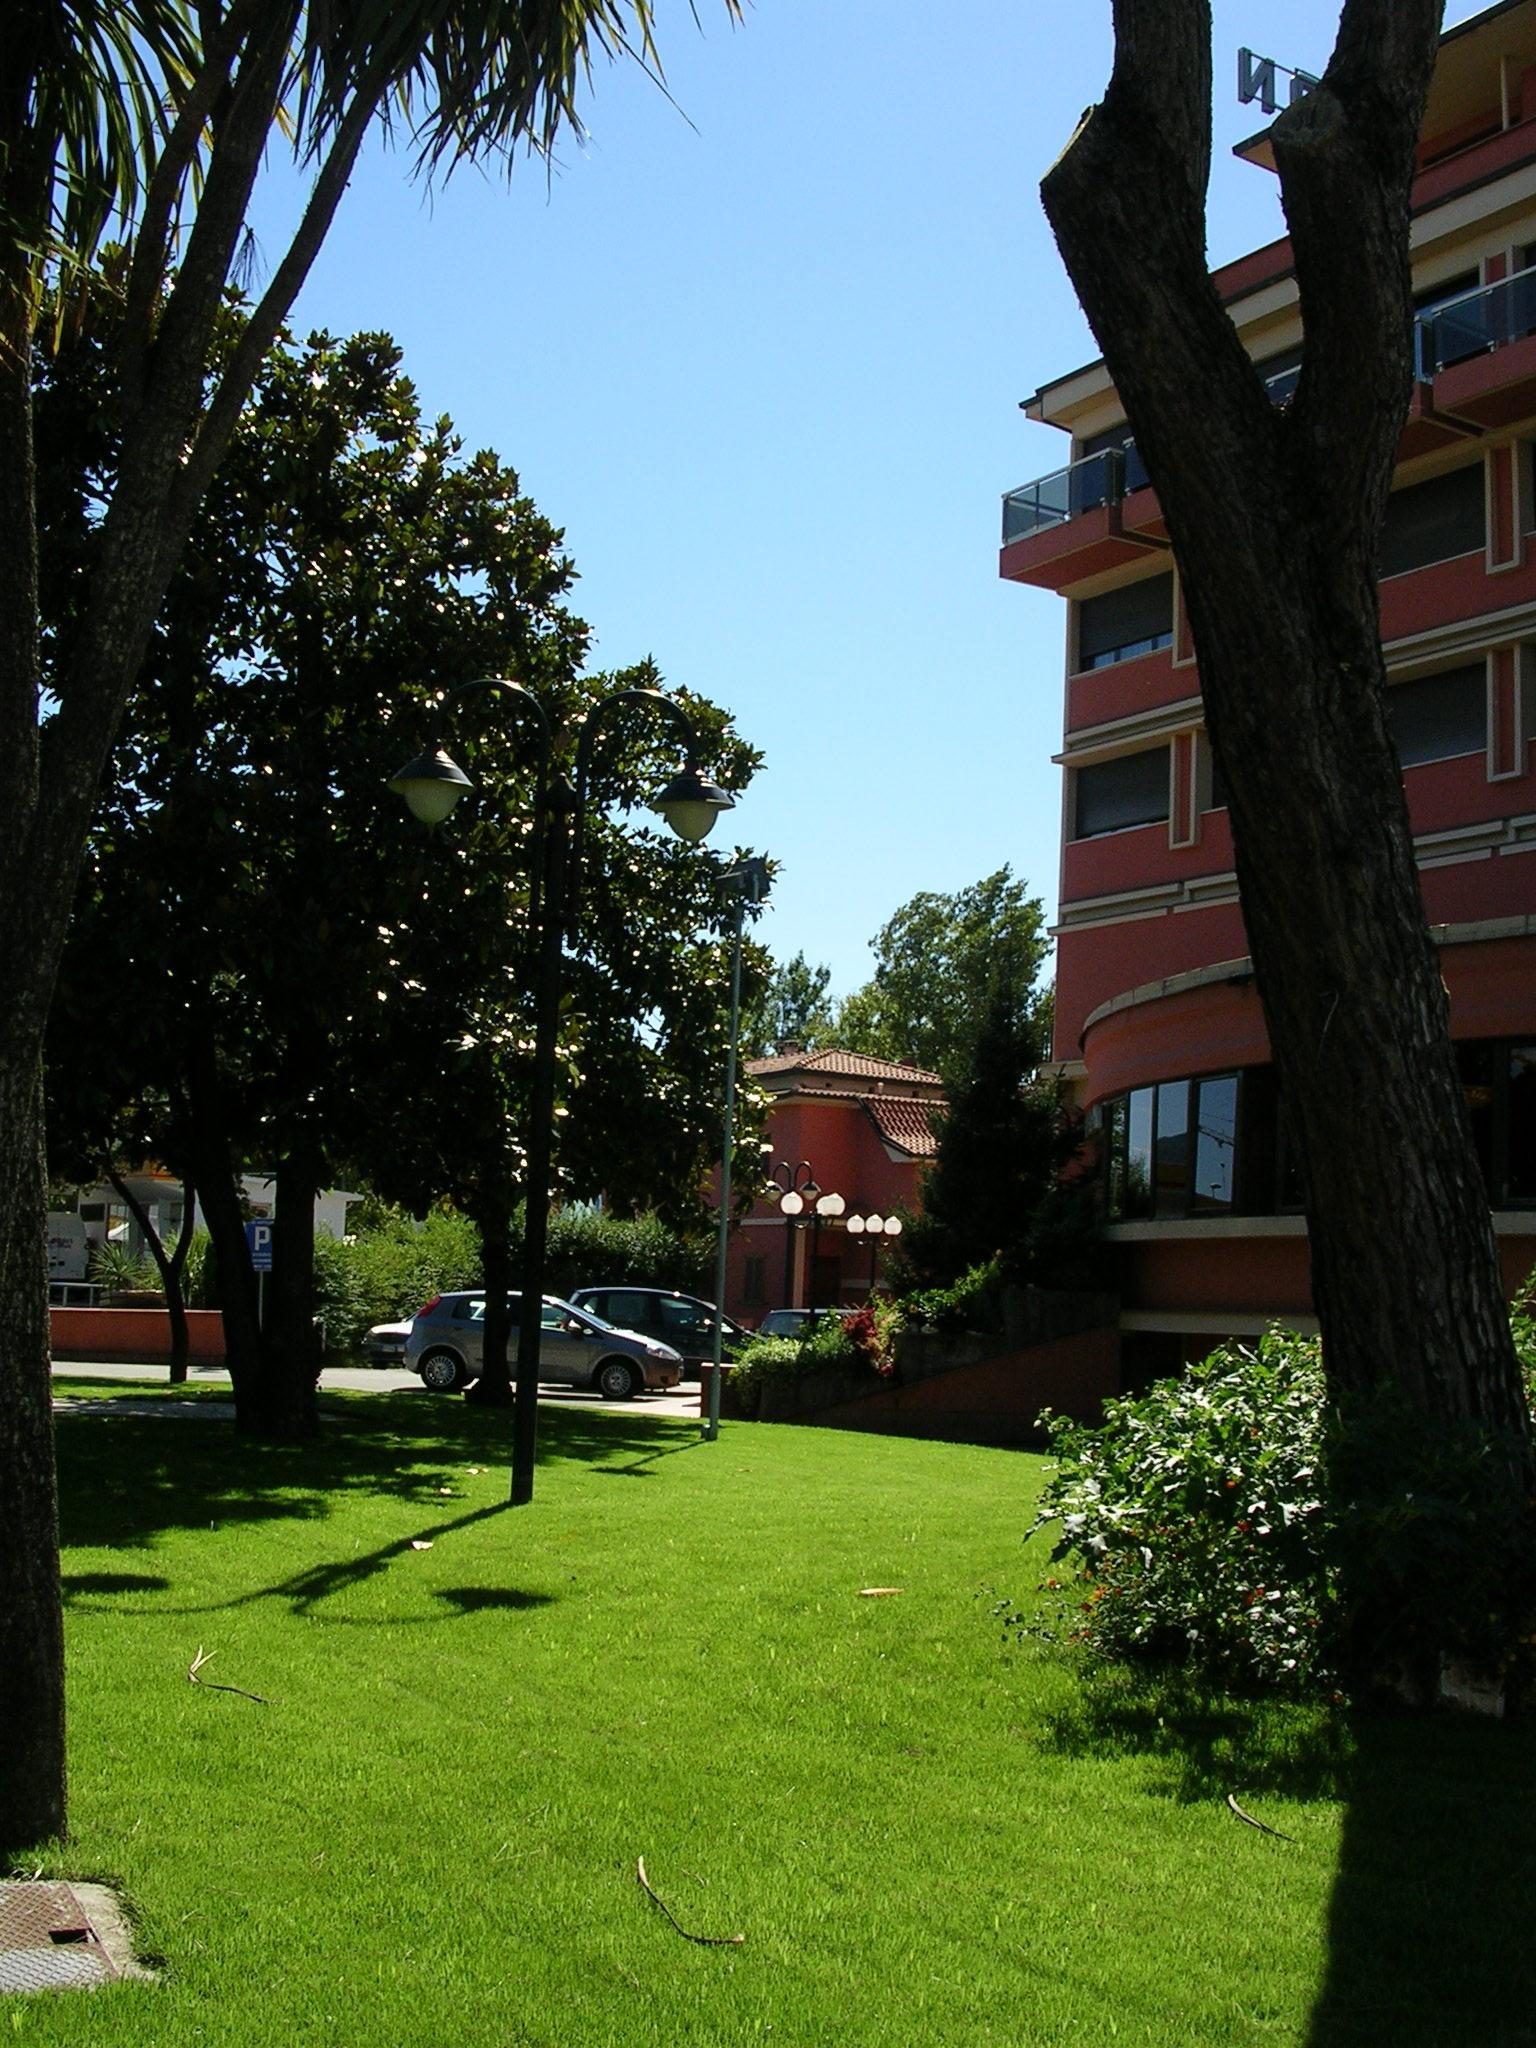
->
[419,1348,467,1392]
[594,1357,640,1401]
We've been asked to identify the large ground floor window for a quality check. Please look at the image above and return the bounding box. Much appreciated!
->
[1092,1039,1536,1220]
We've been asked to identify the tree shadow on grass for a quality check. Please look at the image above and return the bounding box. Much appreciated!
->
[1035,1658,1536,2045]
[54,1388,697,1557]
[1304,1711,1536,2048]
[1036,1660,1353,1806]
[435,1586,554,1614]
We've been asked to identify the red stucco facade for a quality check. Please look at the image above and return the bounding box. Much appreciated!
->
[721,1049,944,1325]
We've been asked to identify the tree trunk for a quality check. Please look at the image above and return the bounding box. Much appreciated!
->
[183,1045,264,1427]
[0,163,65,1848]
[107,1166,193,1383]
[260,1151,321,1439]
[0,1038,66,1856]
[471,1208,515,1406]
[1042,0,1532,1675]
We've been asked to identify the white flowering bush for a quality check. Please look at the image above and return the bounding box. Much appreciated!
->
[1020,1330,1335,1690]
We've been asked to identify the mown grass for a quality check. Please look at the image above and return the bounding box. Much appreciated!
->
[12,1380,1536,2046]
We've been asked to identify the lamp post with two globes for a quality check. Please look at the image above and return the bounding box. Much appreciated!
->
[388,680,733,1506]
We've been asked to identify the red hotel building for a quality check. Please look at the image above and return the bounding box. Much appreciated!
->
[1003,0,1536,1384]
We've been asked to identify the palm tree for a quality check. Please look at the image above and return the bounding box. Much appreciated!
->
[0,0,741,1858]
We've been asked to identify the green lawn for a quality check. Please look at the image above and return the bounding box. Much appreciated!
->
[13,1381,1536,2046]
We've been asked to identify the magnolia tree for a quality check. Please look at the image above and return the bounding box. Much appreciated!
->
[1,0,739,1860]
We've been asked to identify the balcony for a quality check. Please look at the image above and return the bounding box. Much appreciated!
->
[1411,265,1536,436]
[1000,446,1166,589]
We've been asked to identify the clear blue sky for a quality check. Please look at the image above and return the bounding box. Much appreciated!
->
[252,1,1487,1002]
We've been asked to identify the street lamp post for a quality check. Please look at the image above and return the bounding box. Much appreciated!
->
[389,680,733,1506]
[810,1189,845,1305]
[764,1160,818,1306]
[704,856,770,1444]
[844,1210,904,1295]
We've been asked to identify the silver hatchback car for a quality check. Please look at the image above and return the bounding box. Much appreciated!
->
[404,1292,683,1398]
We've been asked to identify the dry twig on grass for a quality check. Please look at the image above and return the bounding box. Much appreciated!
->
[187,1646,271,1705]
[1226,1793,1294,1842]
[635,1858,745,1946]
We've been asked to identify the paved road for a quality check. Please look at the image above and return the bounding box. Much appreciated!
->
[51,1356,707,1422]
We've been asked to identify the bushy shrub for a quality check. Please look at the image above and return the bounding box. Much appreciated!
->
[1021,1329,1332,1690]
[313,1209,482,1355]
[1019,1317,1536,1698]
[901,1259,1005,1334]
[729,1302,902,1411]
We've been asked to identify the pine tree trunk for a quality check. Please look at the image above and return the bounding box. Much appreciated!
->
[1042,0,1532,1678]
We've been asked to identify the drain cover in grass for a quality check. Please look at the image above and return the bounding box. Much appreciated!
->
[0,1883,120,1995]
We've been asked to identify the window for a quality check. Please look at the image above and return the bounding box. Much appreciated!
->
[743,1256,766,1307]
[1388,662,1486,767]
[1078,421,1149,494]
[1076,571,1174,671]
[1099,1047,1536,1221]
[1103,1074,1238,1219]
[1073,747,1170,839]
[1379,464,1485,578]
[1254,344,1302,404]
[1509,1045,1536,1201]
[1192,1074,1239,1212]
[1126,1087,1154,1219]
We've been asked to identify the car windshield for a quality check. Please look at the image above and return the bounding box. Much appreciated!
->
[547,1296,610,1332]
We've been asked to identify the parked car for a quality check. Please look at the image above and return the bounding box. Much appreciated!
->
[567,1286,751,1377]
[755,1306,855,1340]
[404,1292,682,1397]
[363,1319,412,1366]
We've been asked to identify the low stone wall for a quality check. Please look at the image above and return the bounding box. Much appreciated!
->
[50,1307,226,1365]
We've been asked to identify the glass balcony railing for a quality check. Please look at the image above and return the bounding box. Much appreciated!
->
[1002,449,1119,543]
[1002,362,1297,547]
[1415,264,1536,379]
[1001,443,1152,544]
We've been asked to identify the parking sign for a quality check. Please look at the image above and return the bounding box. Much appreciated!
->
[245,1219,275,1272]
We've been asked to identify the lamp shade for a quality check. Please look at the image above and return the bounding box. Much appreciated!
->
[652,763,733,843]
[778,1189,804,1216]
[884,1216,903,1238]
[845,1214,866,1235]
[388,747,473,826]
[865,1213,884,1235]
[815,1192,845,1218]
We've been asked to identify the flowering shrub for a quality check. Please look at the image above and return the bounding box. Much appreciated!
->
[1020,1329,1333,1690]
[1017,1310,1536,1697]
[728,1299,903,1411]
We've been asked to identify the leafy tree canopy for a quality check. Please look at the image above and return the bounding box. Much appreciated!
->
[834,866,1049,1083]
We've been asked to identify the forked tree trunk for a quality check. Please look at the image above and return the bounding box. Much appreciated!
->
[1042,0,1531,1665]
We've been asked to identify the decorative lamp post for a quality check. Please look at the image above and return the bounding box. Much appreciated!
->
[810,1189,845,1307]
[844,1210,903,1294]
[764,1160,818,1306]
[704,855,771,1444]
[388,679,733,1506]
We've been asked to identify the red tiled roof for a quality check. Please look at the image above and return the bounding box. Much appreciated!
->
[863,1095,943,1159]
[747,1047,943,1088]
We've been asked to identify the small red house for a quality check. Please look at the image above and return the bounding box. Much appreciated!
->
[722,1046,945,1325]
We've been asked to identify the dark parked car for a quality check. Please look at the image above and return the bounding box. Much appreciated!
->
[404,1292,682,1397]
[567,1287,750,1377]
[755,1306,855,1340]
[363,1319,412,1366]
